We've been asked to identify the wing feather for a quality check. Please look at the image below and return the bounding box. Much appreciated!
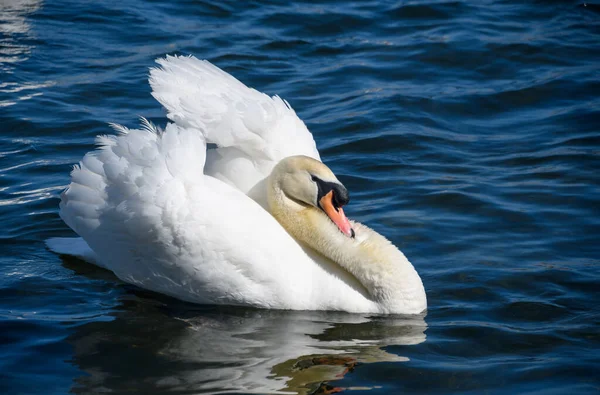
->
[149,55,320,203]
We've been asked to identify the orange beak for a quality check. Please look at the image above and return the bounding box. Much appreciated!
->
[319,190,354,238]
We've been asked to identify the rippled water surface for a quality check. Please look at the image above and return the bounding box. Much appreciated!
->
[1,1,599,394]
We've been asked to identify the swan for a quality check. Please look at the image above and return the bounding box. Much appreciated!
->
[47,55,427,314]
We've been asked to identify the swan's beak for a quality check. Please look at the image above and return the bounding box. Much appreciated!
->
[319,190,355,238]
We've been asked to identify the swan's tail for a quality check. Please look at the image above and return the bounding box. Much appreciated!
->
[46,237,102,267]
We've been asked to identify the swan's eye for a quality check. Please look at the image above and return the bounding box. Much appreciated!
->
[310,175,318,182]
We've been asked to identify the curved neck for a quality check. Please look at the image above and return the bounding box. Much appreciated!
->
[267,179,427,314]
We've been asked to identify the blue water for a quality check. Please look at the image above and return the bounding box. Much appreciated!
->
[1,1,599,394]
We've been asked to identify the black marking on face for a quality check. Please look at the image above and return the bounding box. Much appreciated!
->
[311,175,350,211]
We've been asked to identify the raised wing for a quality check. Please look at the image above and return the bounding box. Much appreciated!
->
[149,55,320,202]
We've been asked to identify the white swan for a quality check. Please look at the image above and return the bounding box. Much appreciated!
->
[47,55,426,314]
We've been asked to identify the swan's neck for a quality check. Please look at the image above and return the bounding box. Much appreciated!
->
[267,183,427,314]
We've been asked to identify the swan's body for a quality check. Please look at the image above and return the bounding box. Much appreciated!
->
[48,56,426,314]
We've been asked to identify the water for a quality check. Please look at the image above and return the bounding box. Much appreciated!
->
[1,0,599,393]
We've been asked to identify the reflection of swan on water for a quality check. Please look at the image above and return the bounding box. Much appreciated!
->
[172,312,426,394]
[66,286,427,394]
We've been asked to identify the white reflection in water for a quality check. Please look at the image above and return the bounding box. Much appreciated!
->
[168,312,427,394]
[69,297,427,394]
[0,0,52,108]
[0,0,41,66]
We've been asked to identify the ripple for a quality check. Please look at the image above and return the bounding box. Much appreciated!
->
[0,0,599,394]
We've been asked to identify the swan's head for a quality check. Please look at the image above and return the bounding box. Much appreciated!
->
[268,156,427,314]
[268,156,354,238]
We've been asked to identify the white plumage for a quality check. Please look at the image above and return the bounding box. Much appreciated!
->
[48,55,426,314]
[149,56,320,206]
